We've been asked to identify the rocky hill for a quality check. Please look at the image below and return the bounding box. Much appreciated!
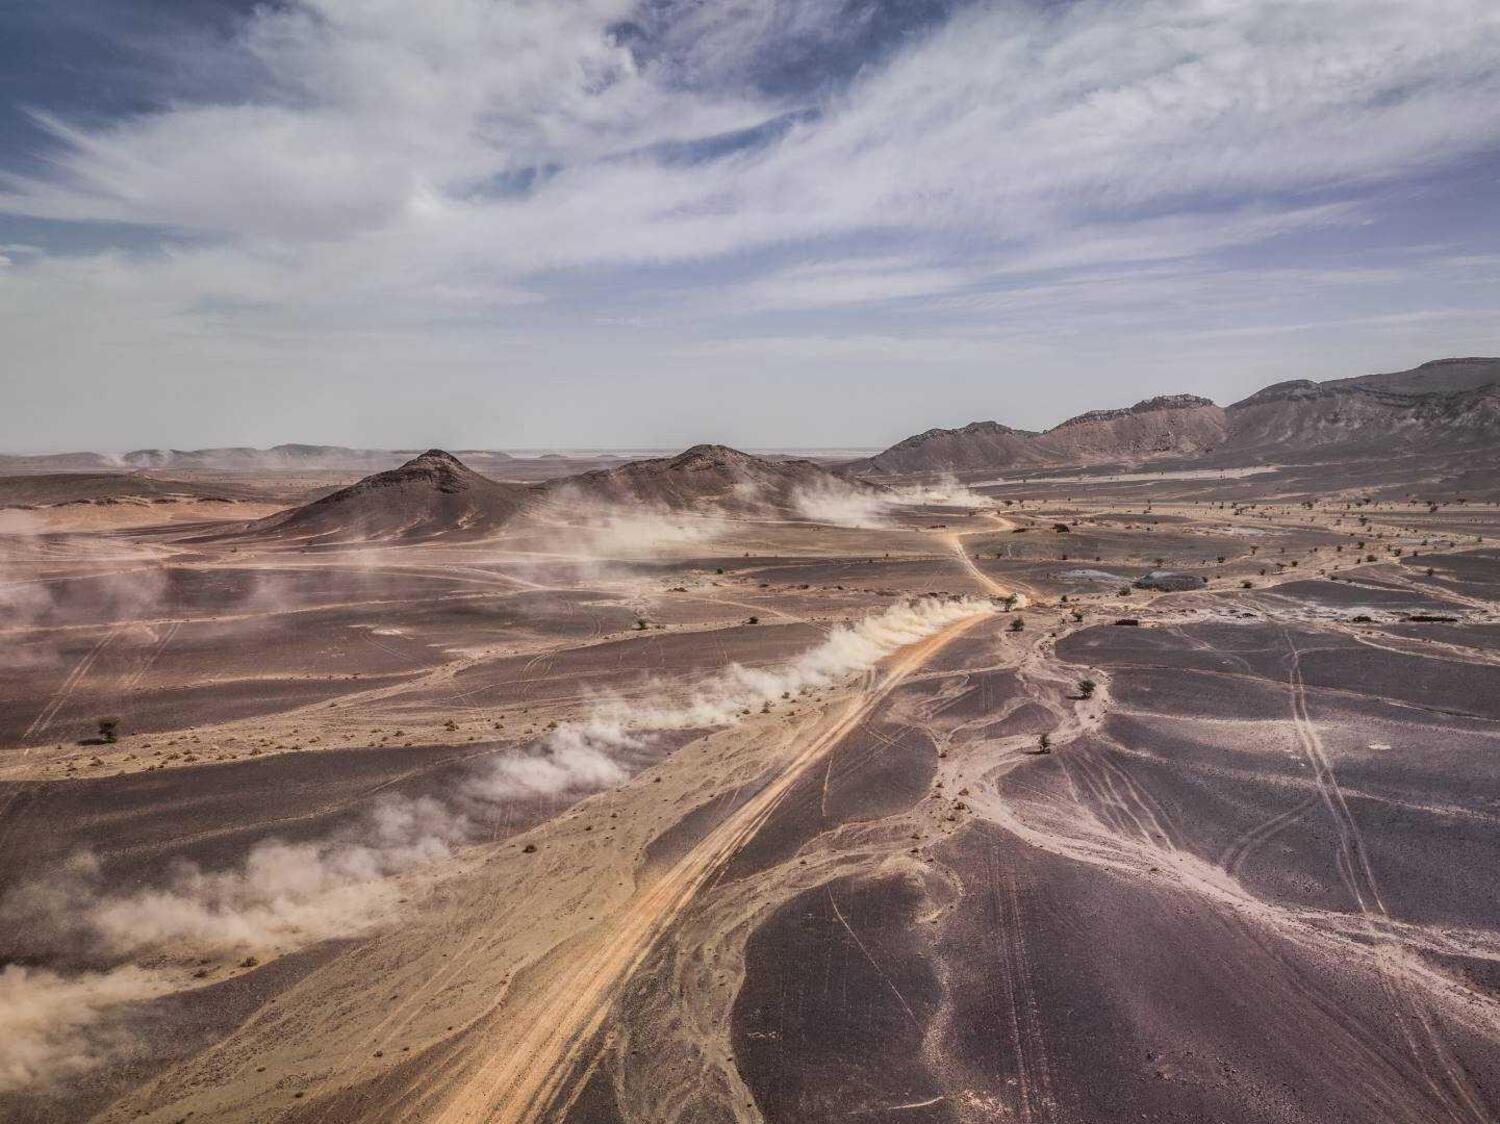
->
[542,444,882,513]
[1220,378,1500,459]
[225,450,532,543]
[847,422,1044,474]
[1322,356,1500,395]
[1030,395,1227,462]
[852,397,1223,474]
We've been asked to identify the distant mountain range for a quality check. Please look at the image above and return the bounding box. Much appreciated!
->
[0,444,518,475]
[5,359,1496,535]
[852,357,1500,474]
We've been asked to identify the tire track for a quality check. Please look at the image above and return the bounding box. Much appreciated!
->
[22,624,121,740]
[423,610,997,1124]
[1282,628,1492,1124]
[1218,794,1319,878]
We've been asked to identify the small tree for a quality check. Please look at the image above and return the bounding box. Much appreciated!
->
[1009,616,1025,632]
[97,716,120,744]
[1078,678,1096,699]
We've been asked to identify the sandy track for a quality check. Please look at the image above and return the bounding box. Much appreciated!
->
[421,610,995,1124]
[944,513,1030,603]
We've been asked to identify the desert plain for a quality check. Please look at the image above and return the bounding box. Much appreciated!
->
[1,438,1499,1124]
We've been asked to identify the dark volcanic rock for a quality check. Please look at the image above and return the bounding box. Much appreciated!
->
[541,443,882,513]
[847,421,1043,475]
[224,449,531,543]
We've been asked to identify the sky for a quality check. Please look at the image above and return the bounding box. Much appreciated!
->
[2,0,1499,453]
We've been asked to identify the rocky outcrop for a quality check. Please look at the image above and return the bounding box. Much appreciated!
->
[1221,374,1500,459]
[852,357,1500,475]
[227,449,531,543]
[543,444,882,512]
[1031,395,1227,463]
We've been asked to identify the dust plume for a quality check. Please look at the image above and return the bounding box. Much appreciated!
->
[791,479,891,527]
[892,475,991,508]
[529,491,727,559]
[2,796,467,960]
[0,598,987,1090]
[467,739,629,801]
[8,599,987,960]
[792,475,990,527]
[517,596,991,757]
[0,964,169,1093]
[0,797,471,1090]
[561,505,726,558]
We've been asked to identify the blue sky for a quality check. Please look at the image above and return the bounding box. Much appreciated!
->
[2,0,1499,452]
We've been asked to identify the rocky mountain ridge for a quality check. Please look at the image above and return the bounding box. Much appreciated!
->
[856,357,1498,473]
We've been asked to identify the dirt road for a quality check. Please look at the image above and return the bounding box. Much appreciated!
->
[425,609,997,1124]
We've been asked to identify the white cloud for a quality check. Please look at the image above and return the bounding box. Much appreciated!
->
[1,0,1499,446]
[7,0,1499,262]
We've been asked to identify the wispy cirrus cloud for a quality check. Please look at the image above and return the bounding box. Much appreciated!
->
[1,0,1499,448]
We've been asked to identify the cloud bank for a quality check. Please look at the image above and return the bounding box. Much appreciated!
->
[2,0,1500,447]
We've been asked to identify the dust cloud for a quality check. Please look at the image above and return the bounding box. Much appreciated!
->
[792,475,990,527]
[0,964,168,1092]
[0,595,987,1090]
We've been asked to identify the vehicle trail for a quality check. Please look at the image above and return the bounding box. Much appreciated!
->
[425,608,999,1124]
[943,513,1029,604]
[1282,628,1492,1124]
[23,624,121,740]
